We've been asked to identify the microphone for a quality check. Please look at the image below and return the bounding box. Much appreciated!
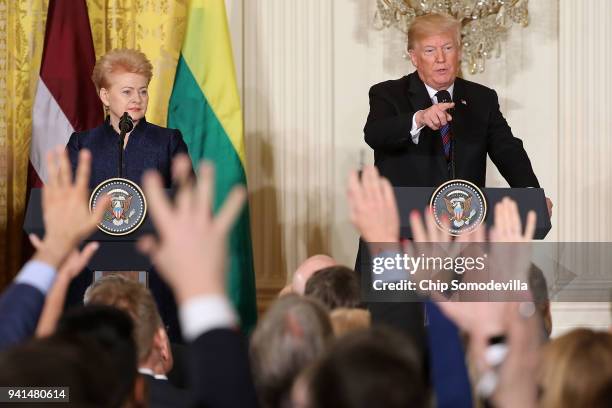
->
[119,112,134,133]
[436,91,454,114]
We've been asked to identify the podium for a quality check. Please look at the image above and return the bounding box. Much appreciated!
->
[394,186,551,239]
[355,186,551,270]
[23,188,158,271]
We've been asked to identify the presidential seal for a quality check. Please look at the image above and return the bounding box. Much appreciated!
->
[430,179,487,236]
[89,178,147,236]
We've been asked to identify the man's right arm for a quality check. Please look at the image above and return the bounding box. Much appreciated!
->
[363,86,418,151]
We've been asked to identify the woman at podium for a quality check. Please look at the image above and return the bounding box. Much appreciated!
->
[67,48,190,187]
[65,48,192,342]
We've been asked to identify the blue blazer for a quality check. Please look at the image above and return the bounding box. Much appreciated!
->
[0,283,45,350]
[67,118,190,188]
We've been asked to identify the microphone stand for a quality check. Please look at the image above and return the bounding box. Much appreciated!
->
[117,112,134,178]
[118,129,126,178]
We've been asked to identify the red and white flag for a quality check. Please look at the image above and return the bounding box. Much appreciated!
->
[30,0,102,186]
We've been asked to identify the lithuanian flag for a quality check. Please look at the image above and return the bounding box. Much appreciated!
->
[168,0,257,332]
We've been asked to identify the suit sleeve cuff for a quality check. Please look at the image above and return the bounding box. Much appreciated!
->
[410,112,424,144]
[14,260,57,295]
[179,295,238,342]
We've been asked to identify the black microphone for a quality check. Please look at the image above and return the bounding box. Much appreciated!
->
[119,112,134,133]
[117,112,133,178]
[436,91,454,113]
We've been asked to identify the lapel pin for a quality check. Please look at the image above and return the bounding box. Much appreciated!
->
[461,99,467,105]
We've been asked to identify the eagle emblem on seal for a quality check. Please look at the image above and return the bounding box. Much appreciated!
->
[443,195,477,228]
[103,188,136,226]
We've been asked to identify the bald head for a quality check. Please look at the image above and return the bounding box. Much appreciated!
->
[291,255,337,295]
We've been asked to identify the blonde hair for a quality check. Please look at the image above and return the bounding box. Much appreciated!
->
[539,328,612,408]
[407,13,461,50]
[329,308,371,337]
[91,48,153,91]
[84,274,163,363]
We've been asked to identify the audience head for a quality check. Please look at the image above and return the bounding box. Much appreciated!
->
[54,306,139,404]
[304,265,360,310]
[291,254,337,295]
[0,305,140,407]
[250,294,333,408]
[307,327,429,408]
[528,264,552,337]
[329,308,371,337]
[84,274,172,373]
[0,336,125,408]
[538,328,612,408]
[407,13,461,90]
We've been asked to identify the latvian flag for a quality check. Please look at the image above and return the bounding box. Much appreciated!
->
[30,0,102,186]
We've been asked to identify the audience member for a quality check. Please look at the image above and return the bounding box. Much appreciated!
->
[0,304,142,408]
[528,264,552,338]
[279,254,337,296]
[0,336,129,407]
[53,305,142,407]
[250,294,333,408]
[329,308,371,337]
[0,148,107,350]
[29,233,99,338]
[306,327,429,408]
[84,274,193,408]
[538,328,612,408]
[84,275,172,375]
[304,265,360,310]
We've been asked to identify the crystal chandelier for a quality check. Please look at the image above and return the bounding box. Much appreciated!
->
[373,0,529,74]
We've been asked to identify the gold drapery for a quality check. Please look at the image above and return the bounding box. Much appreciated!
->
[0,0,47,285]
[0,0,187,285]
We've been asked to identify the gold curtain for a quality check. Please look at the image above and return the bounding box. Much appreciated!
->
[0,0,47,285]
[0,0,187,285]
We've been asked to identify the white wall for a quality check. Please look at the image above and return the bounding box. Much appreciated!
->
[227,0,611,330]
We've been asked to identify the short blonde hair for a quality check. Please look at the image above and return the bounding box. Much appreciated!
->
[84,274,163,362]
[407,13,461,50]
[539,328,612,408]
[91,48,153,91]
[329,308,371,337]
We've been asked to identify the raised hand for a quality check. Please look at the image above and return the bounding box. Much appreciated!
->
[34,147,108,268]
[138,156,246,304]
[347,165,399,243]
[30,233,99,337]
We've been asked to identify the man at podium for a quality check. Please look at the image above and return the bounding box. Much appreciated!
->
[364,13,546,198]
[360,14,552,396]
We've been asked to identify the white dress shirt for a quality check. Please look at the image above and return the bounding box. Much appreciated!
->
[410,83,455,144]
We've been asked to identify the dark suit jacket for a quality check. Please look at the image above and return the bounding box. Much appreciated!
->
[0,283,45,351]
[143,374,194,408]
[187,328,258,408]
[364,72,540,188]
[66,117,190,188]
